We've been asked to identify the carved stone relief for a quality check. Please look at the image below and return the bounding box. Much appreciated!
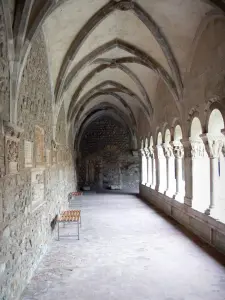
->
[4,122,23,174]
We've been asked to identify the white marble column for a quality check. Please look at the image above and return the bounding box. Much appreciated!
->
[163,143,175,197]
[156,144,166,193]
[172,141,184,201]
[150,147,156,189]
[146,148,152,187]
[140,149,147,185]
[201,134,224,216]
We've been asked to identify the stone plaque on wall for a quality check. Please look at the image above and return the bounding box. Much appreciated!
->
[31,168,44,210]
[24,140,33,168]
[35,126,44,166]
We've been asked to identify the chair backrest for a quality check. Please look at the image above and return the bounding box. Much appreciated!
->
[68,192,83,209]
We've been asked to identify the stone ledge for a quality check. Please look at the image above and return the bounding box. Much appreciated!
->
[140,185,225,254]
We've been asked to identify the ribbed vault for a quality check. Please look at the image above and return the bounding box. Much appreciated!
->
[3,0,224,142]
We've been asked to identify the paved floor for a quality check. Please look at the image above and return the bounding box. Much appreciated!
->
[21,194,225,300]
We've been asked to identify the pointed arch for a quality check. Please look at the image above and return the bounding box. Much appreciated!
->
[67,64,152,122]
[61,39,178,104]
[54,0,183,102]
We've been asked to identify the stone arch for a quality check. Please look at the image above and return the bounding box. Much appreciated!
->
[75,108,136,153]
[205,102,225,133]
[186,10,225,74]
[54,0,183,103]
[207,108,225,134]
[164,128,172,144]
[174,125,183,141]
[157,131,163,145]
[61,39,178,104]
[68,81,150,124]
[67,64,152,122]
[190,117,203,139]
[171,118,183,141]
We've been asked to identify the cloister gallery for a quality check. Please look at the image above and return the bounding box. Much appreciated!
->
[1,1,225,299]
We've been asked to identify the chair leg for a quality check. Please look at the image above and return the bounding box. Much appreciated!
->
[77,221,80,240]
[79,214,82,228]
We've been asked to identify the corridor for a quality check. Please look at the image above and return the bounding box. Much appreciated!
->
[21,194,225,300]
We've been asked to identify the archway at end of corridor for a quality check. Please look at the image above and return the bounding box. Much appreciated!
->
[76,115,140,193]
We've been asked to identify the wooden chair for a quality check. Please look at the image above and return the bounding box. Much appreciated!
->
[57,210,81,240]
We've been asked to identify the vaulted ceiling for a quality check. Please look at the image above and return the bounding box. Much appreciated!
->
[7,0,225,143]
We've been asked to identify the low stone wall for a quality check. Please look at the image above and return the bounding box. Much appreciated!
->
[140,185,225,254]
[0,163,75,300]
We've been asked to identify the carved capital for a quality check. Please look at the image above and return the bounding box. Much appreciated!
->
[144,147,150,157]
[139,148,145,157]
[200,133,224,158]
[189,139,205,158]
[163,143,173,158]
[172,141,184,159]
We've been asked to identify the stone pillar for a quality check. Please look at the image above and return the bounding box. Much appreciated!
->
[3,121,23,174]
[163,143,175,197]
[172,141,184,201]
[182,139,207,208]
[146,148,152,187]
[150,146,156,189]
[156,144,166,193]
[201,134,224,215]
[140,149,147,185]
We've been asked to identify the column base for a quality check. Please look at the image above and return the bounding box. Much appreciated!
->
[184,196,192,207]
[173,193,184,203]
[150,184,156,190]
[165,189,175,198]
[158,186,166,194]
[205,207,219,220]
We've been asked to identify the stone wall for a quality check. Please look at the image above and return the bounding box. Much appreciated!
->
[0,30,76,300]
[78,116,139,191]
[0,3,10,122]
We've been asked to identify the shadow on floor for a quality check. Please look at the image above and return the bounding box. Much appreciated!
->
[137,194,225,266]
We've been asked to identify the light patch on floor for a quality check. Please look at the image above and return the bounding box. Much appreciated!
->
[21,194,225,300]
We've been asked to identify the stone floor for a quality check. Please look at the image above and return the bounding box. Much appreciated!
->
[21,194,225,300]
